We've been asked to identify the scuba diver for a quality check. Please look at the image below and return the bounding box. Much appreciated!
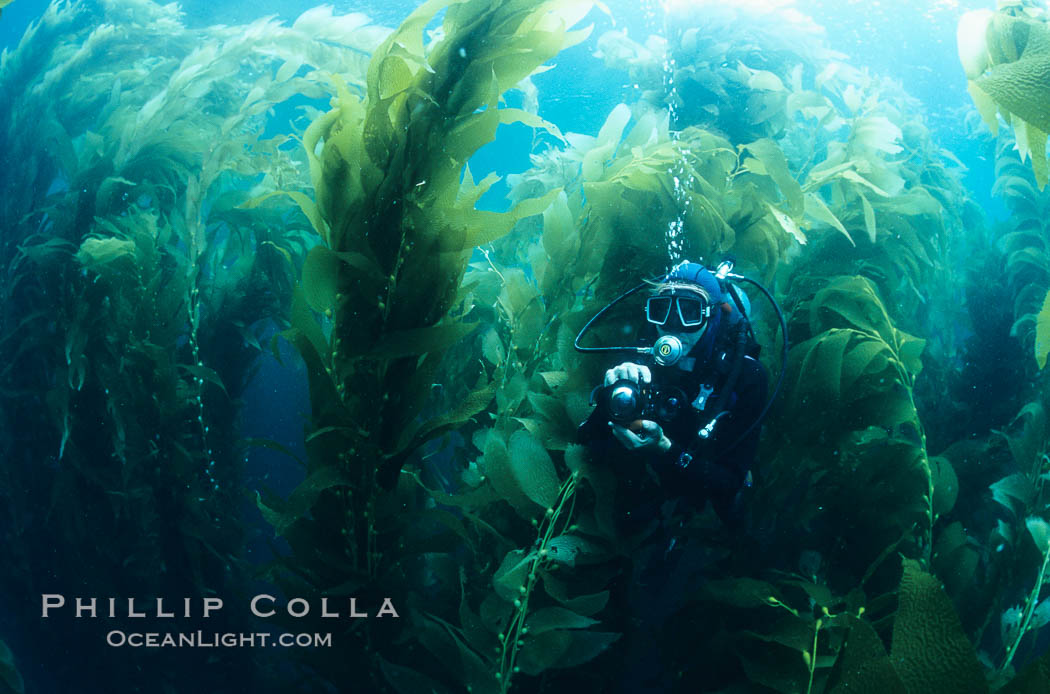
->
[574,259,785,693]
[576,259,785,532]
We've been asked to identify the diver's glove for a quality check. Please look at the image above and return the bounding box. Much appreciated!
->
[604,362,652,387]
[609,419,672,453]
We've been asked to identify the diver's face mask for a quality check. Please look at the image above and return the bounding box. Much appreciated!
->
[646,286,711,367]
[645,293,710,331]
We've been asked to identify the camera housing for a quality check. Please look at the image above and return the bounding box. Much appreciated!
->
[602,380,687,425]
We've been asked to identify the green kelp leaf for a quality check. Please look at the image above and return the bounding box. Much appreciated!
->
[890,559,988,694]
[991,473,1035,516]
[481,430,533,514]
[958,9,993,78]
[1032,597,1050,632]
[517,630,572,675]
[542,190,578,267]
[493,549,534,602]
[178,364,228,397]
[809,277,894,345]
[420,611,498,694]
[255,465,352,536]
[741,615,816,653]
[525,607,599,635]
[839,169,892,197]
[977,50,1050,135]
[367,322,478,360]
[0,639,24,694]
[766,203,806,245]
[994,172,1040,201]
[18,237,75,265]
[301,246,341,314]
[542,576,610,616]
[507,429,561,508]
[461,188,562,248]
[933,523,979,598]
[409,469,499,511]
[829,616,906,694]
[274,56,304,83]
[366,0,443,90]
[1026,122,1048,189]
[860,191,877,243]
[851,115,903,154]
[540,370,569,390]
[482,328,505,365]
[394,377,496,456]
[289,286,330,371]
[929,456,959,518]
[897,334,926,376]
[745,139,803,215]
[496,372,529,415]
[553,630,620,669]
[999,648,1050,694]
[1005,402,1046,469]
[736,637,809,693]
[967,81,1000,135]
[95,176,139,213]
[255,491,288,536]
[378,657,452,694]
[582,103,632,181]
[244,438,306,467]
[460,165,501,209]
[747,67,786,92]
[805,191,854,246]
[305,425,356,443]
[499,107,566,143]
[377,54,414,100]
[517,630,620,675]
[76,237,136,269]
[701,577,780,608]
[1034,288,1050,369]
[239,190,330,242]
[839,336,891,397]
[446,108,500,164]
[1026,516,1050,553]
[546,533,605,567]
[793,329,852,406]
[526,392,574,439]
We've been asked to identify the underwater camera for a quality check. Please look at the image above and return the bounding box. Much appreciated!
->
[599,380,687,426]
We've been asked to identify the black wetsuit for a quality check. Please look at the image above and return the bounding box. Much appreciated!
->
[578,346,768,533]
[578,343,767,693]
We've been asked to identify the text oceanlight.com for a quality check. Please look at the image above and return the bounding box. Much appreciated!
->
[105,631,332,648]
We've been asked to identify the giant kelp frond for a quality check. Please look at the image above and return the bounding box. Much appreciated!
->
[296,0,592,470]
[260,2,601,691]
[959,6,1050,188]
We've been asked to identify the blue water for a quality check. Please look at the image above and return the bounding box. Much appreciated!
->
[0,0,1008,220]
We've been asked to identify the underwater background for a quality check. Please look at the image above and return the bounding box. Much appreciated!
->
[3,0,1050,692]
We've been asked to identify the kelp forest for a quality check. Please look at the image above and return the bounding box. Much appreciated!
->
[2,0,1050,692]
